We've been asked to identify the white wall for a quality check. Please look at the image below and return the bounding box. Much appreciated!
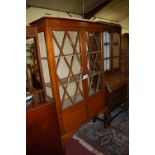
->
[91,17,129,34]
[26,7,82,25]
[26,7,128,33]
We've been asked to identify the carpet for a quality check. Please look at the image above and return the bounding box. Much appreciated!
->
[75,108,129,155]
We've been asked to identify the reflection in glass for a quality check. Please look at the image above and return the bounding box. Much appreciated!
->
[86,32,103,96]
[26,38,41,92]
[104,32,111,71]
[26,37,45,106]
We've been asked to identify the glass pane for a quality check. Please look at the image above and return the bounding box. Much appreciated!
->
[61,80,84,109]
[113,32,120,57]
[113,33,120,43]
[86,32,103,96]
[107,59,110,70]
[104,32,110,43]
[26,38,42,91]
[38,32,53,99]
[26,37,44,106]
[113,57,119,69]
[52,31,84,109]
[38,32,47,58]
[86,32,101,52]
[40,59,50,82]
[104,59,110,71]
[103,32,111,71]
[113,33,120,69]
[113,44,120,56]
[56,57,70,79]
[106,45,110,58]
[46,87,53,98]
[88,73,103,96]
[53,31,81,56]
[52,31,65,56]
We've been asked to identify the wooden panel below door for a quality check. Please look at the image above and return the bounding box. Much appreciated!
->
[26,102,63,155]
[87,90,105,118]
[62,101,88,133]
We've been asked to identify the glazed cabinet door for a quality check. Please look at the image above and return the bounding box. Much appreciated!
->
[52,30,85,110]
[37,29,88,133]
[85,31,104,96]
[83,31,105,117]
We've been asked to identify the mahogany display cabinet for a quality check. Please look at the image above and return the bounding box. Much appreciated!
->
[105,72,128,113]
[30,17,122,146]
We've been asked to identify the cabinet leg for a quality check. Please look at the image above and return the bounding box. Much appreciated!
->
[92,116,97,122]
[104,112,111,128]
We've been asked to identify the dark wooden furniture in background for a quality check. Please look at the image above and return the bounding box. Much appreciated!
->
[105,72,128,121]
[120,33,129,77]
[99,21,122,73]
[30,17,122,147]
[26,101,63,155]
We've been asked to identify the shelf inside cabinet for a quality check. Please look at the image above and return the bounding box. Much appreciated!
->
[45,72,103,88]
[41,57,48,59]
[26,88,45,96]
[55,53,81,58]
[45,73,82,88]
[86,51,102,54]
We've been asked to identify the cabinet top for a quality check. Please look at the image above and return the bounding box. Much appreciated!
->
[30,17,121,32]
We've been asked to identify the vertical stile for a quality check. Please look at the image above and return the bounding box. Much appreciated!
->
[44,25,65,134]
[80,31,88,99]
